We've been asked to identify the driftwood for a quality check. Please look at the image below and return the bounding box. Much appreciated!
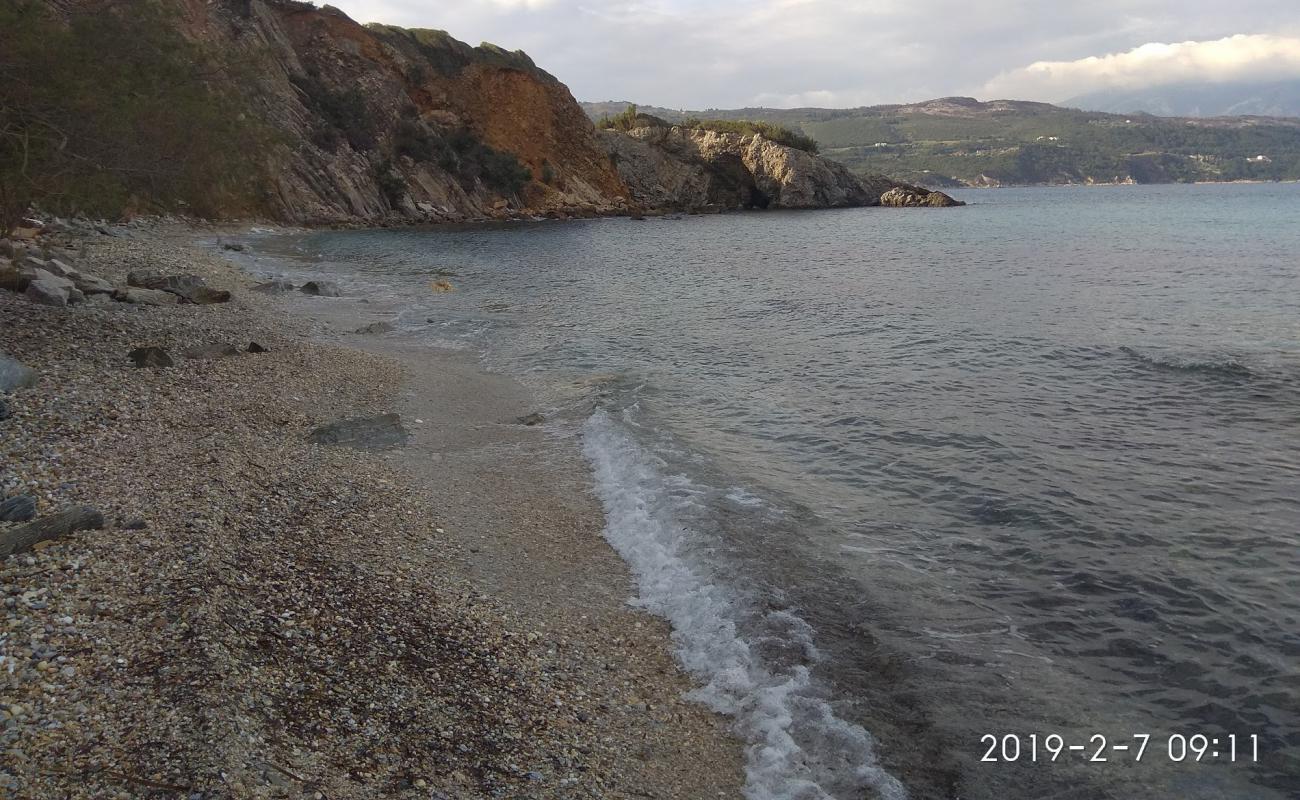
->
[0,505,104,557]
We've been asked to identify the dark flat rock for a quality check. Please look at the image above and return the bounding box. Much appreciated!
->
[300,280,341,297]
[0,505,104,558]
[127,270,230,304]
[307,413,409,450]
[0,495,36,522]
[184,343,241,360]
[129,347,174,368]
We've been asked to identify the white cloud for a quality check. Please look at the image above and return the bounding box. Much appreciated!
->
[324,1,1300,108]
[984,34,1300,101]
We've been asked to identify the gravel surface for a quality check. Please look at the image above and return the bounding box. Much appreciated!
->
[0,224,743,799]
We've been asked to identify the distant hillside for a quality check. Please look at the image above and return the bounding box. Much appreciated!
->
[582,98,1300,187]
[1066,79,1300,118]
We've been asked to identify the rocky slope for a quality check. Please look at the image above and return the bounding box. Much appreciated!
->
[26,1,954,224]
[158,0,630,223]
[599,124,959,212]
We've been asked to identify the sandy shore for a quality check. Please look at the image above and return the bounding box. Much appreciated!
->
[0,224,742,798]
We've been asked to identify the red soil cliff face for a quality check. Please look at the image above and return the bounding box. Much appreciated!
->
[168,0,629,223]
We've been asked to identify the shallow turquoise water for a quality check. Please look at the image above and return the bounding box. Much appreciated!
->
[252,183,1300,799]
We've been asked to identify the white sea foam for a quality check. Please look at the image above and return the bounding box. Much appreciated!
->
[582,409,907,800]
[725,486,767,507]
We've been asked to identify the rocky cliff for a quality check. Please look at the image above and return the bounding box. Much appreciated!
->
[21,1,955,225]
[599,125,959,212]
[159,0,630,224]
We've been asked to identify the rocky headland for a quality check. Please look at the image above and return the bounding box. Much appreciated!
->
[5,0,958,230]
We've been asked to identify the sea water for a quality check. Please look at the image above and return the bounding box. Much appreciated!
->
[249,182,1300,800]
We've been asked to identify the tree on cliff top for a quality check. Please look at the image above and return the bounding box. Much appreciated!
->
[0,0,272,232]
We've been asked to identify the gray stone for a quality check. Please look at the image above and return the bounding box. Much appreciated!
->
[354,321,396,335]
[517,412,545,426]
[25,279,69,307]
[185,286,231,304]
[183,343,241,360]
[43,259,78,278]
[300,280,341,297]
[0,496,36,523]
[221,242,246,252]
[113,287,181,306]
[246,342,268,353]
[0,355,37,392]
[307,413,409,450]
[127,270,228,303]
[0,506,104,558]
[70,271,115,295]
[128,347,174,368]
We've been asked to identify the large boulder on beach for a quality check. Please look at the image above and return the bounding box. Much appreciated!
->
[301,280,341,297]
[113,287,181,306]
[127,270,230,304]
[25,278,73,307]
[128,347,174,368]
[0,355,37,392]
[308,413,409,450]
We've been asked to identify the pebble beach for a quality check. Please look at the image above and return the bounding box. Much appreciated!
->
[0,224,743,799]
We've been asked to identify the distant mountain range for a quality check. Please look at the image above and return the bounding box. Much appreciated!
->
[581,97,1300,187]
[1065,79,1300,118]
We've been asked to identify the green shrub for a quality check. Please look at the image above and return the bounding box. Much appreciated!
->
[374,159,406,206]
[0,0,273,230]
[290,72,376,152]
[597,104,643,131]
[597,105,819,153]
[683,119,819,153]
[392,119,530,196]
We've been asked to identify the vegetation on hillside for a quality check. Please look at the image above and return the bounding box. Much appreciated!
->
[583,100,1300,186]
[392,112,531,196]
[597,105,819,153]
[0,0,273,232]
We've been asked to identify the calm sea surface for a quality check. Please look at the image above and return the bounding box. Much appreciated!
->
[250,183,1300,800]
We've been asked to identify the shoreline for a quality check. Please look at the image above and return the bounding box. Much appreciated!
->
[0,224,744,798]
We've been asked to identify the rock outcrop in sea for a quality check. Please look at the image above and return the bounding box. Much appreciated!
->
[599,124,962,212]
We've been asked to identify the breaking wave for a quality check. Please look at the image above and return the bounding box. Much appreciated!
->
[582,408,906,800]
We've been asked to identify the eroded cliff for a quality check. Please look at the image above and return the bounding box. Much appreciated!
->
[16,0,956,225]
[167,0,631,223]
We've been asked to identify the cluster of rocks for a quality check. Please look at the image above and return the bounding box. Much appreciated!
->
[0,237,234,309]
[254,278,341,297]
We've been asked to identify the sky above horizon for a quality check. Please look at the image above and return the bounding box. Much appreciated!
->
[327,1,1300,109]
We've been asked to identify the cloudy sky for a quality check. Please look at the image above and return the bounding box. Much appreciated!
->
[327,0,1300,109]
